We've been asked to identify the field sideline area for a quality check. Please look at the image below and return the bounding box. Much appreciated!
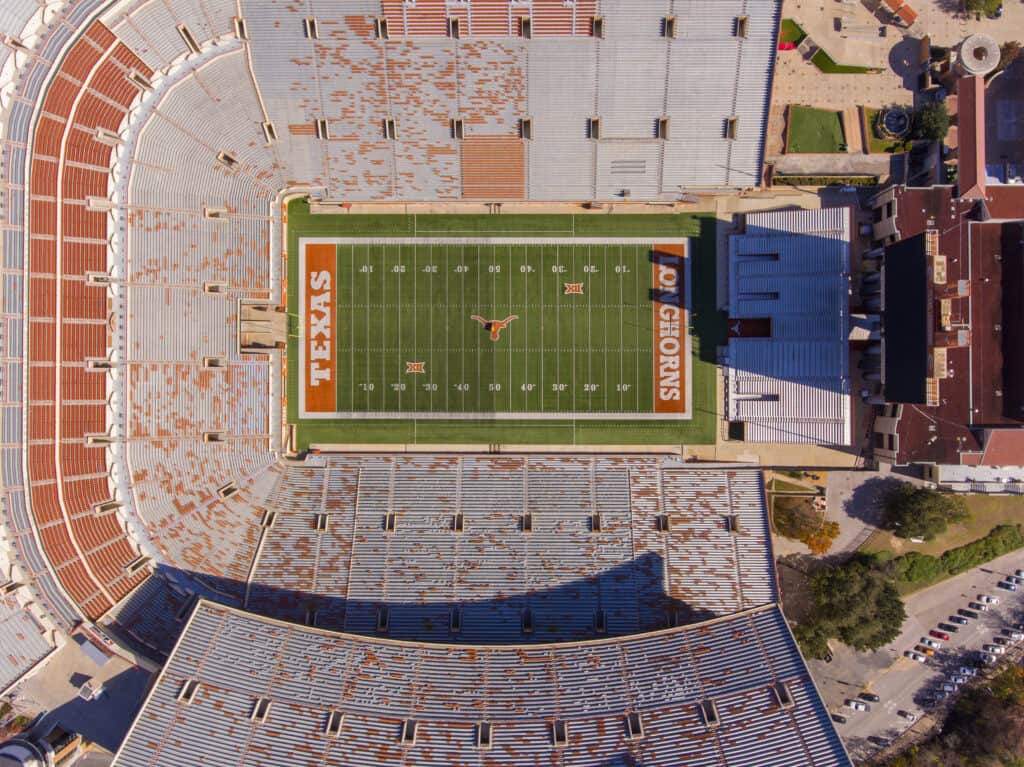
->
[285,200,723,447]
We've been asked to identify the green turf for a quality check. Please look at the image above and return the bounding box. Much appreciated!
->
[809,49,879,75]
[327,242,656,416]
[786,106,846,154]
[779,18,806,45]
[286,200,725,447]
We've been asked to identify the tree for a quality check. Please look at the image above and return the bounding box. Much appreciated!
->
[912,102,950,142]
[795,555,906,658]
[882,484,969,541]
[965,0,1003,17]
[996,40,1022,74]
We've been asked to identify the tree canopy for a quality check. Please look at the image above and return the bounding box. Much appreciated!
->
[912,102,950,142]
[882,484,969,541]
[887,665,1024,766]
[794,554,906,659]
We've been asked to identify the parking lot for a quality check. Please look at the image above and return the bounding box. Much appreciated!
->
[806,549,1024,762]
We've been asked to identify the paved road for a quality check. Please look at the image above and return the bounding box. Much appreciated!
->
[807,548,1024,762]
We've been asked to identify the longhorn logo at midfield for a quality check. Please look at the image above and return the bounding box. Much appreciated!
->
[470,314,519,342]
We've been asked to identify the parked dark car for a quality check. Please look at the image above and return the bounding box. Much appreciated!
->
[949,615,969,625]
[959,608,980,619]
[831,713,848,724]
[938,622,960,633]
[859,692,881,703]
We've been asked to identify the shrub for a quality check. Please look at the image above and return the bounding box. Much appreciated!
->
[888,525,1024,585]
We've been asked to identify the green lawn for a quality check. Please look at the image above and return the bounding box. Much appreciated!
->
[810,49,880,75]
[286,200,725,447]
[862,494,1024,560]
[786,106,846,153]
[779,18,806,45]
[863,107,910,154]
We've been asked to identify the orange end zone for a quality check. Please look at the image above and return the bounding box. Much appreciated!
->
[652,243,687,415]
[303,243,337,413]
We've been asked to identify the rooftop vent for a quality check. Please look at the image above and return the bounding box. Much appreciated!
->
[658,514,672,532]
[217,481,238,499]
[177,24,201,54]
[125,555,151,574]
[447,17,461,38]
[400,719,417,745]
[626,712,644,740]
[303,18,319,39]
[451,117,465,140]
[94,127,122,146]
[384,511,397,532]
[664,16,676,38]
[315,119,330,140]
[177,679,200,704]
[700,699,720,729]
[305,608,318,627]
[384,117,397,140]
[216,151,238,169]
[128,70,152,90]
[203,280,228,294]
[658,116,670,140]
[324,710,343,737]
[86,271,113,285]
[260,509,277,529]
[522,512,533,533]
[594,609,607,634]
[725,514,740,534]
[589,117,601,140]
[203,356,227,369]
[86,196,113,212]
[202,431,227,446]
[453,512,465,533]
[261,121,277,144]
[520,17,532,38]
[85,433,113,446]
[520,116,533,140]
[450,606,462,633]
[174,592,198,621]
[590,512,602,533]
[2,35,28,53]
[86,358,115,371]
[233,17,248,40]
[374,17,390,40]
[726,116,738,140]
[772,681,795,709]
[477,721,492,750]
[522,608,534,635]
[93,499,121,516]
[376,607,390,633]
[592,16,604,38]
[552,719,568,747]
[314,513,329,532]
[203,207,228,221]
[735,15,749,38]
[250,697,272,723]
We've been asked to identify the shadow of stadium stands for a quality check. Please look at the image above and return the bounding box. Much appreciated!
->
[718,213,861,446]
[31,666,151,752]
[105,553,715,661]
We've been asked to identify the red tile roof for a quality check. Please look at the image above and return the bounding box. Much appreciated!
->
[957,76,987,200]
[980,429,1024,466]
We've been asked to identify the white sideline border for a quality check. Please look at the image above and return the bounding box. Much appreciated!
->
[298,236,693,421]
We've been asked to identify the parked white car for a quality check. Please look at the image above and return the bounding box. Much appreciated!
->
[981,652,998,664]
[959,666,978,677]
[897,710,917,722]
[983,644,1006,655]
[846,699,868,711]
[1004,629,1024,641]
[978,594,999,604]
[905,651,928,663]
[950,675,968,685]
[920,637,942,649]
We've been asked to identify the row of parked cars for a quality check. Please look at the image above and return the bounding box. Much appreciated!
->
[911,570,1024,707]
[832,569,1024,725]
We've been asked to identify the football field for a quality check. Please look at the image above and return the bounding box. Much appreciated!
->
[299,238,690,419]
